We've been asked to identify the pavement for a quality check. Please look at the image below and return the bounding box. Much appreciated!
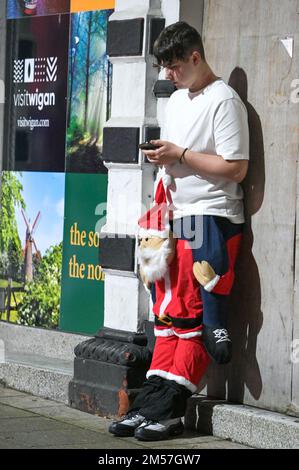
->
[0,385,252,449]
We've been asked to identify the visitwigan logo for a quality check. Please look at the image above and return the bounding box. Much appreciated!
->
[13,57,58,83]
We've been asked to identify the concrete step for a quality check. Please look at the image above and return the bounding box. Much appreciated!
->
[0,351,73,404]
[0,322,90,360]
[185,396,299,449]
[0,322,90,404]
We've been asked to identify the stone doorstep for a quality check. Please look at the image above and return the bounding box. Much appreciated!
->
[0,322,86,405]
[0,352,73,404]
[0,321,90,361]
[185,396,299,449]
[4,351,73,374]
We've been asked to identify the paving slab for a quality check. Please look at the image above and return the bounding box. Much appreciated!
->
[0,415,82,434]
[0,403,38,419]
[0,387,29,398]
[0,386,252,449]
[0,394,65,409]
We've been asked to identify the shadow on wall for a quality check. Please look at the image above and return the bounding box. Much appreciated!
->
[198,67,266,404]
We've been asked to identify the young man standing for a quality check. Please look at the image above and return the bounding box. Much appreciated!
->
[109,21,249,441]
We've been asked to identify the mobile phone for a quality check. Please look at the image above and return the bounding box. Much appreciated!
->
[139,141,158,150]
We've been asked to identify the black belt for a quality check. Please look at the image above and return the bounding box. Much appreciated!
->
[155,314,202,329]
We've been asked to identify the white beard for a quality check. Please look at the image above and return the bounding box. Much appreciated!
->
[137,239,172,282]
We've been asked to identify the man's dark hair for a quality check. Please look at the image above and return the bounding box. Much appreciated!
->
[153,21,205,66]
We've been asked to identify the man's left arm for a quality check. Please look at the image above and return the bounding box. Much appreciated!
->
[180,150,248,183]
[178,98,249,183]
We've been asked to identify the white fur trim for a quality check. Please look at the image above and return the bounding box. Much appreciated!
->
[204,274,220,292]
[166,372,198,393]
[162,173,172,187]
[146,369,169,381]
[139,227,170,238]
[173,330,202,339]
[146,370,198,393]
[137,239,171,282]
[154,327,175,337]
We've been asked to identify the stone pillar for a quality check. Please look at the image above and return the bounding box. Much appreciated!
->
[69,0,179,418]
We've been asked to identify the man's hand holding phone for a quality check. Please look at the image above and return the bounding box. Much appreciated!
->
[139,139,183,165]
[139,141,159,151]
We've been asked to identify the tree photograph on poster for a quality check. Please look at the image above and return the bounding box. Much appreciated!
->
[6,0,70,19]
[0,171,65,329]
[66,8,113,173]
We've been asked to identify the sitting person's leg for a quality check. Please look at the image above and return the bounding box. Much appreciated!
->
[167,334,211,396]
[134,333,211,441]
[108,333,178,437]
[128,334,179,416]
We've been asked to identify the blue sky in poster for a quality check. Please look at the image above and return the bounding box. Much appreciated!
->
[15,172,65,256]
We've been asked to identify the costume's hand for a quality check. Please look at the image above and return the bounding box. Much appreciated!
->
[193,260,217,286]
[141,139,184,165]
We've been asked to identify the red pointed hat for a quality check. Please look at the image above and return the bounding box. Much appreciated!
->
[138,176,172,238]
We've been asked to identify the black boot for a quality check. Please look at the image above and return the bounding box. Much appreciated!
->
[134,417,184,441]
[108,411,146,437]
[202,325,232,364]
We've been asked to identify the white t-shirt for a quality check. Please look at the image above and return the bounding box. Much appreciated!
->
[159,78,249,224]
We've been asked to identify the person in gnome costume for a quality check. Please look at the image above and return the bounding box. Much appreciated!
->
[109,21,249,442]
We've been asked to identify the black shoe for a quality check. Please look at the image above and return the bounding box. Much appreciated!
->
[203,326,232,364]
[134,418,184,441]
[108,411,146,437]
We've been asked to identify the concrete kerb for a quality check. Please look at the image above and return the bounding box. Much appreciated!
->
[0,322,90,403]
[185,397,299,449]
[0,322,90,360]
